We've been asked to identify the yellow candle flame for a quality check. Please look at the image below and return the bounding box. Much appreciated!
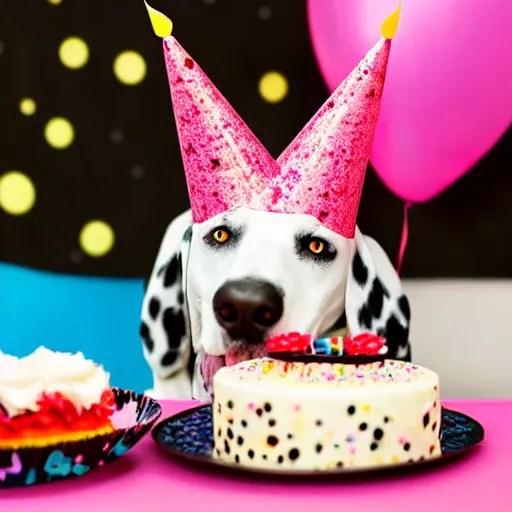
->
[144,1,173,38]
[381,0,402,39]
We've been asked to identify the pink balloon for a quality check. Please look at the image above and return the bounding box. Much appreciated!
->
[308,0,512,202]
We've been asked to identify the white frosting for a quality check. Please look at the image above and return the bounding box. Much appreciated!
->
[0,347,111,418]
[213,358,442,470]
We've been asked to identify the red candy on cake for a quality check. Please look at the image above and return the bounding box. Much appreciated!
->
[344,333,386,356]
[266,332,312,354]
[266,332,387,364]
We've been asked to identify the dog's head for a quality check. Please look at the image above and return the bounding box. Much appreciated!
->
[184,205,409,370]
[186,208,354,363]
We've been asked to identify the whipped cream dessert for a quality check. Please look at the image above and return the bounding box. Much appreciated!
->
[0,347,115,448]
[0,347,111,417]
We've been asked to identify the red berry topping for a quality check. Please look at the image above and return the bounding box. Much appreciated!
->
[266,332,312,354]
[344,333,386,356]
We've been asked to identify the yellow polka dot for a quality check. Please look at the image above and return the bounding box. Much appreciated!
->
[113,51,147,85]
[19,98,37,116]
[44,117,75,149]
[59,37,89,69]
[79,221,115,258]
[0,171,36,215]
[258,71,289,103]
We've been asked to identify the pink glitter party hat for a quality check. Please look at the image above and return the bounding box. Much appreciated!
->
[251,38,391,238]
[145,2,399,235]
[162,36,281,224]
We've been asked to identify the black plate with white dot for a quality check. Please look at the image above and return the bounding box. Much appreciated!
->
[152,405,484,477]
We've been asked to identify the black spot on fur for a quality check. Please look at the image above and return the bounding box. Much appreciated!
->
[139,322,154,352]
[352,251,368,286]
[379,314,409,360]
[162,308,186,350]
[367,278,389,319]
[399,294,411,321]
[162,255,180,288]
[161,350,178,366]
[358,304,373,330]
[177,290,184,305]
[148,297,161,319]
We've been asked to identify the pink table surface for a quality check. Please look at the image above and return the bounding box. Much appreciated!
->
[0,400,509,512]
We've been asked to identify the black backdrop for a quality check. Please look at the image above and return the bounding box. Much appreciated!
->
[0,0,510,278]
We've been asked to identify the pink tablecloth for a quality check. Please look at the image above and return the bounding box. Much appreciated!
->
[0,400,509,512]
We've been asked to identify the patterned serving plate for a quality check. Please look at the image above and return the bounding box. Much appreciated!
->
[0,388,162,488]
[152,405,483,477]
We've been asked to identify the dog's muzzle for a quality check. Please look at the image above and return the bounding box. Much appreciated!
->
[212,278,283,344]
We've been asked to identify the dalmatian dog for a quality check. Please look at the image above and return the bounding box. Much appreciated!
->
[140,15,410,401]
[140,208,411,402]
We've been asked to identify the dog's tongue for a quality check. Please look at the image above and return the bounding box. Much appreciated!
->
[201,355,226,388]
[202,348,269,387]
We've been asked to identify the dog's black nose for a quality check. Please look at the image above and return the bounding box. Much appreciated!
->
[213,279,284,344]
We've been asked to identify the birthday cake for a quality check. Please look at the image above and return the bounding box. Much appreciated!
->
[212,356,441,470]
[0,347,115,449]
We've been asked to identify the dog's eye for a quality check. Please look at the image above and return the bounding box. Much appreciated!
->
[296,234,336,263]
[204,225,242,249]
[212,229,230,244]
[309,240,325,255]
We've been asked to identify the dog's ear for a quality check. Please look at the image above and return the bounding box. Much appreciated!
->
[345,228,411,360]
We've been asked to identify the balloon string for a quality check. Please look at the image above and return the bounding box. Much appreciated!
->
[396,201,412,276]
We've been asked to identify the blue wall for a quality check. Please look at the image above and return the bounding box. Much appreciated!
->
[0,262,152,392]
